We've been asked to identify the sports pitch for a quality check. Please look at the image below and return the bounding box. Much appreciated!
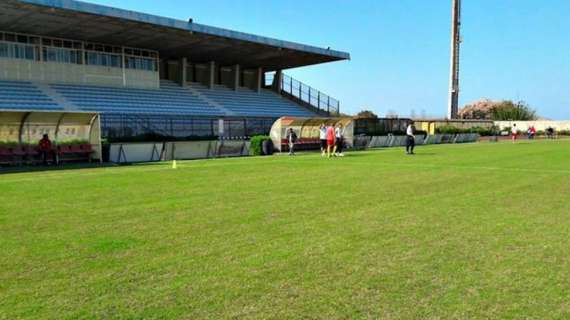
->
[1,140,570,319]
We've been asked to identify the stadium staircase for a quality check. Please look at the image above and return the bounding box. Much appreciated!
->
[187,82,315,118]
[265,73,341,117]
[175,82,235,116]
[35,83,79,111]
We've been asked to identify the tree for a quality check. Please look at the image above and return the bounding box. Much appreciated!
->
[459,99,537,121]
[492,100,537,121]
[459,99,497,119]
[355,110,379,119]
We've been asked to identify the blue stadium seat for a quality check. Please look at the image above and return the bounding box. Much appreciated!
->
[0,79,316,117]
[188,83,315,117]
[0,81,63,111]
[51,81,225,116]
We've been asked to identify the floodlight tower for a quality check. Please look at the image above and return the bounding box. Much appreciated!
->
[448,0,462,119]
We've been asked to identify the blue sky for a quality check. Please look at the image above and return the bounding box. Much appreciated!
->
[89,0,570,119]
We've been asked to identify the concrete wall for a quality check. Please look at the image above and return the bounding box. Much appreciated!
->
[0,58,159,89]
[220,67,233,87]
[166,61,180,83]
[109,142,162,163]
[194,64,208,85]
[108,140,250,163]
[495,121,570,132]
[243,70,256,90]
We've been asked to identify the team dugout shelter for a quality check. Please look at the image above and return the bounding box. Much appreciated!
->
[0,0,350,144]
[0,111,102,164]
[270,117,355,152]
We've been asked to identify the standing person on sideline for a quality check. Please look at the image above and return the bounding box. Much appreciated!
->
[511,124,518,143]
[405,121,416,155]
[38,134,52,165]
[527,127,532,140]
[334,124,345,157]
[286,128,297,156]
[326,123,336,158]
[319,123,327,157]
[547,127,555,139]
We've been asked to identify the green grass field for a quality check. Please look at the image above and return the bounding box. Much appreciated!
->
[1,140,570,319]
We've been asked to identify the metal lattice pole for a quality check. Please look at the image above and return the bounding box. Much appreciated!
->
[448,0,462,119]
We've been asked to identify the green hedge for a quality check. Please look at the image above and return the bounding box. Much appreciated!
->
[0,141,21,147]
[250,135,271,156]
[57,139,89,145]
[0,140,89,147]
[435,126,497,136]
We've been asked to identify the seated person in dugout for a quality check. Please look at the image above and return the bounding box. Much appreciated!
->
[38,134,53,165]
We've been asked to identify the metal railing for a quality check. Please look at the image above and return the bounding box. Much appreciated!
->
[265,72,340,116]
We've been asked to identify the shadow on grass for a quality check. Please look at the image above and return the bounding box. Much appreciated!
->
[342,150,389,157]
[411,152,437,156]
[0,162,118,176]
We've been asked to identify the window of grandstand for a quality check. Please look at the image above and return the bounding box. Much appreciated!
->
[0,42,36,60]
[124,48,158,71]
[85,51,121,68]
[84,43,122,68]
[43,47,83,64]
[42,38,83,64]
[124,56,156,71]
[0,32,39,60]
[0,31,158,71]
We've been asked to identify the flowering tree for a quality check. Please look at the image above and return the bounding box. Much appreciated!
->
[459,99,537,120]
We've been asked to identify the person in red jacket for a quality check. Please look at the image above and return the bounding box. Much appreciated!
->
[38,134,52,165]
[326,124,336,158]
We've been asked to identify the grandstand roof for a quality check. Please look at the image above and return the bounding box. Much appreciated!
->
[0,0,350,70]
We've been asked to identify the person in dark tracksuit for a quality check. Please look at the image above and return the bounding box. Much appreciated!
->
[286,128,297,156]
[38,134,53,165]
[405,122,416,155]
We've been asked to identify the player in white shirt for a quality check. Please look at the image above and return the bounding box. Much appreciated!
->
[511,124,518,143]
[334,124,345,157]
[319,124,327,157]
[406,122,416,155]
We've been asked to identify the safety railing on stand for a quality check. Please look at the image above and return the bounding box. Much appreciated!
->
[265,72,340,116]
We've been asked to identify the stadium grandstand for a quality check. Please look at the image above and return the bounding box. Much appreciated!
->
[0,0,349,141]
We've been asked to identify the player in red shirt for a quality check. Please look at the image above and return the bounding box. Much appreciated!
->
[326,124,335,158]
